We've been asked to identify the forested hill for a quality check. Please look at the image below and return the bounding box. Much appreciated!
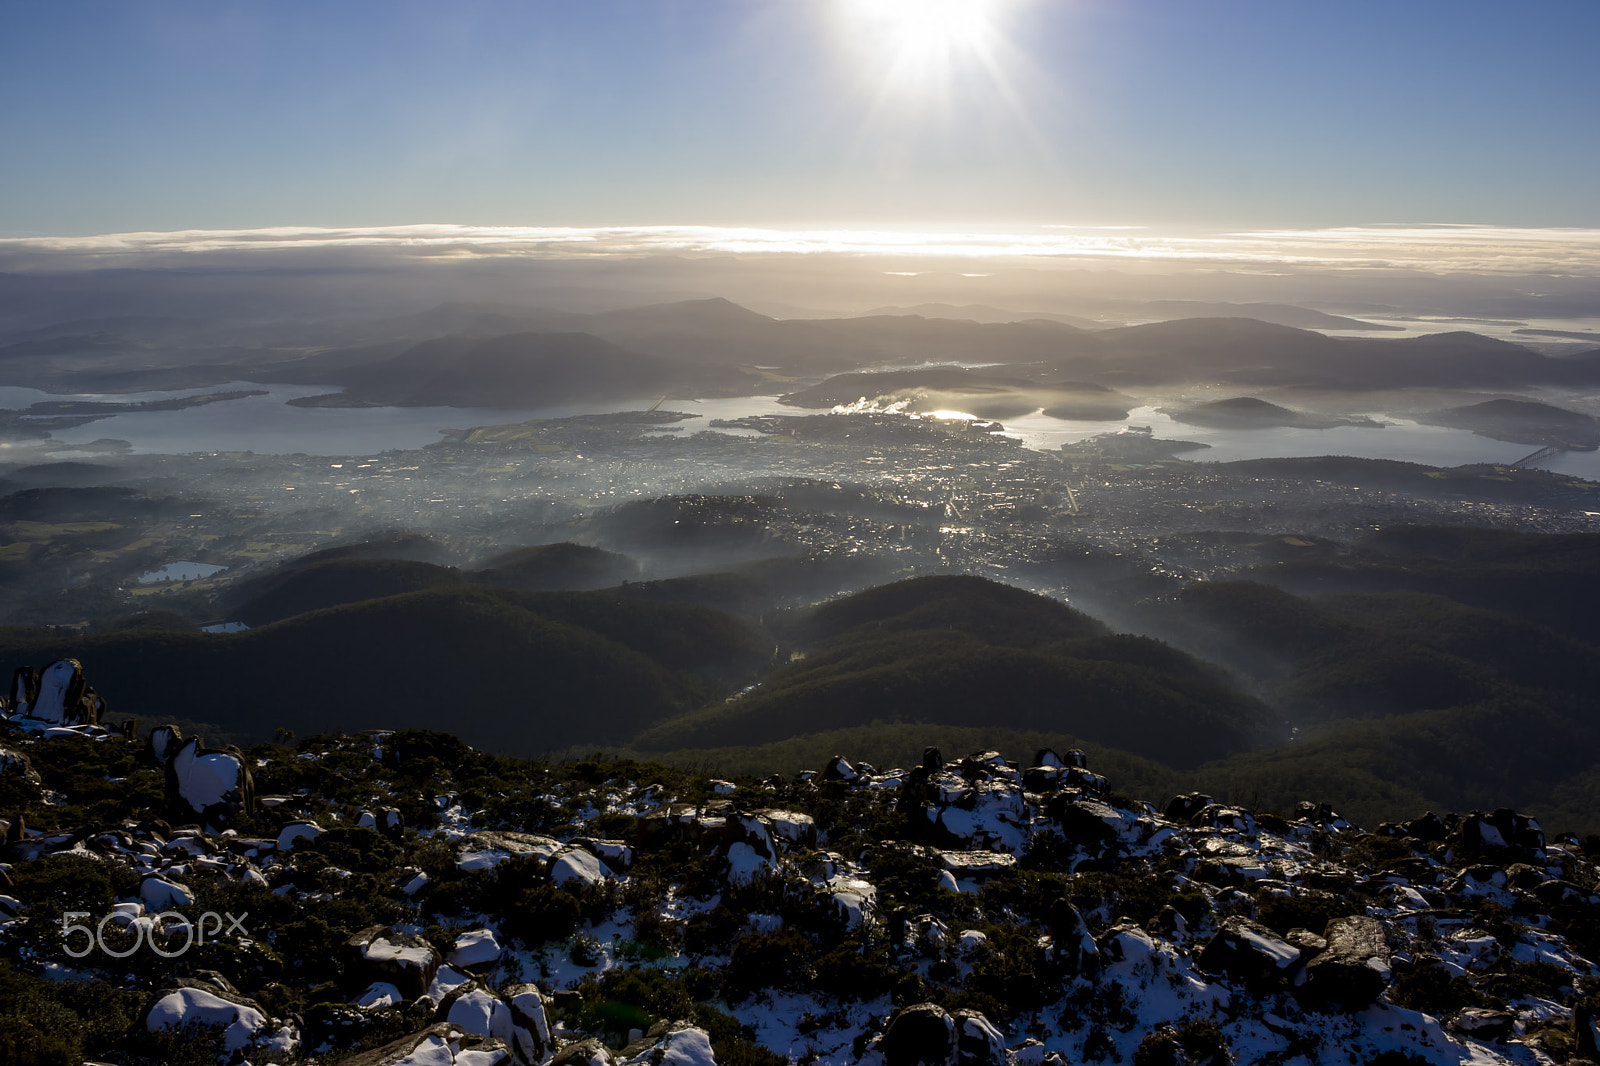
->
[5,525,1600,832]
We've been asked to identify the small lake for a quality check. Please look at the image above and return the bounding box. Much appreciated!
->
[14,382,1600,481]
[138,561,229,583]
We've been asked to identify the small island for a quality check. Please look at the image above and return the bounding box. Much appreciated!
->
[1416,398,1600,450]
[25,389,268,416]
[1162,396,1385,430]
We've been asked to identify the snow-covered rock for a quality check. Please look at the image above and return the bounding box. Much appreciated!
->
[620,1024,717,1066]
[345,926,443,1000]
[277,820,323,851]
[450,929,503,971]
[551,846,610,887]
[139,874,194,910]
[144,985,269,1051]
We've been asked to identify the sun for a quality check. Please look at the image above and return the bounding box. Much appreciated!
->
[844,0,1007,89]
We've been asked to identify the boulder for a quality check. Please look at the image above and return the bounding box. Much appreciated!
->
[951,1009,1005,1066]
[449,929,504,972]
[23,659,92,725]
[1574,1001,1600,1061]
[620,1024,717,1066]
[0,746,42,795]
[502,984,552,1066]
[1449,1008,1516,1040]
[144,984,272,1053]
[345,926,442,1001]
[278,821,323,851]
[822,755,859,782]
[551,846,610,887]
[1163,793,1213,825]
[339,1023,512,1066]
[4,665,35,712]
[1299,915,1391,1005]
[359,807,406,838]
[151,726,256,832]
[1050,797,1134,854]
[1193,804,1255,835]
[1046,899,1099,975]
[1197,916,1299,987]
[549,1037,616,1066]
[878,1003,958,1066]
[1452,808,1545,859]
[435,982,549,1066]
[1293,802,1352,832]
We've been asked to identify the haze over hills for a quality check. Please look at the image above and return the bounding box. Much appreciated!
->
[7,290,1598,407]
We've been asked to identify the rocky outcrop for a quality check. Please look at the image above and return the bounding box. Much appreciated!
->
[344,926,442,1001]
[1197,916,1300,988]
[0,722,1592,1066]
[149,725,256,832]
[874,1003,959,1066]
[549,1037,617,1066]
[339,1023,512,1066]
[144,981,298,1058]
[434,982,550,1066]
[1299,915,1391,1004]
[3,658,106,728]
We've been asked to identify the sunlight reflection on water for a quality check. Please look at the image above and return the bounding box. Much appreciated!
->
[21,382,1600,479]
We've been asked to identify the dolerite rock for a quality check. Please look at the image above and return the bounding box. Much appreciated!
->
[1163,793,1213,824]
[549,1036,616,1066]
[1049,797,1128,854]
[1294,802,1351,832]
[951,1010,1006,1066]
[1300,915,1391,1005]
[345,925,442,1000]
[1047,899,1099,975]
[359,807,406,838]
[1192,803,1255,835]
[340,1022,512,1066]
[502,984,552,1066]
[898,766,933,825]
[0,745,42,793]
[435,982,550,1066]
[11,658,101,725]
[822,755,860,782]
[878,1003,959,1066]
[1197,916,1300,987]
[1452,808,1546,860]
[449,929,504,972]
[621,1024,718,1066]
[143,983,283,1055]
[1023,748,1103,794]
[4,665,33,712]
[550,845,610,887]
[1402,811,1447,841]
[1574,1001,1600,1061]
[1535,878,1600,906]
[150,725,256,832]
[1448,1008,1516,1040]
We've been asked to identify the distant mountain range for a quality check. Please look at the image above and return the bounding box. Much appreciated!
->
[4,294,1599,401]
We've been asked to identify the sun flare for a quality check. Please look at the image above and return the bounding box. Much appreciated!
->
[846,0,1007,88]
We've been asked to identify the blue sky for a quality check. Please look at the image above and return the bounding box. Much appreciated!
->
[2,0,1598,238]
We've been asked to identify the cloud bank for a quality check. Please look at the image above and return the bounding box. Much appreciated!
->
[3,223,1600,277]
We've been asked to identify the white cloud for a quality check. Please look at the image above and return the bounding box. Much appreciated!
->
[2,222,1599,277]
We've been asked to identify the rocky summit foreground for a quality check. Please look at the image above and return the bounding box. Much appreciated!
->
[3,710,1600,1065]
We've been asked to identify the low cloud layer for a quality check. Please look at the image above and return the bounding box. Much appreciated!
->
[4,223,1599,278]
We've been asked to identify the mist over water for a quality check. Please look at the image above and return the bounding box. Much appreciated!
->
[25,381,1600,478]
